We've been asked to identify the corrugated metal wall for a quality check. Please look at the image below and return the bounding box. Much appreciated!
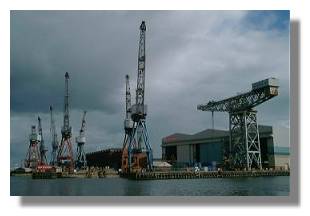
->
[199,142,223,165]
[177,144,192,163]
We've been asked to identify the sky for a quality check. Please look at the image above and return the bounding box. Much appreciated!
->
[10,10,290,167]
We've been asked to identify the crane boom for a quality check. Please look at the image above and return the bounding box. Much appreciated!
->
[50,106,58,165]
[50,106,58,149]
[136,21,146,106]
[38,116,47,165]
[197,79,279,112]
[79,111,87,136]
[124,75,134,131]
[38,116,43,141]
[62,72,71,136]
[131,21,147,122]
[126,75,132,122]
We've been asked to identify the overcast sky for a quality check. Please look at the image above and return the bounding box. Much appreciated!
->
[10,11,290,167]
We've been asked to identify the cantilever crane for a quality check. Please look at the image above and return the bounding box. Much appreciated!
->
[127,21,153,172]
[38,116,48,165]
[198,78,279,170]
[75,111,87,169]
[57,72,74,171]
[49,106,59,166]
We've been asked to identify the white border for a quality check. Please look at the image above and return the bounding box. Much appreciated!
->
[1,0,309,215]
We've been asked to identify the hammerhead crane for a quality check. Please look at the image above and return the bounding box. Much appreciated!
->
[75,111,87,169]
[198,78,279,170]
[38,116,48,165]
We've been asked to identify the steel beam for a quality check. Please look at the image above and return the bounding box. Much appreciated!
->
[229,110,262,170]
[127,119,153,172]
[198,86,278,112]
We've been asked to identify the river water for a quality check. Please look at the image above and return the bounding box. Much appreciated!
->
[11,176,289,196]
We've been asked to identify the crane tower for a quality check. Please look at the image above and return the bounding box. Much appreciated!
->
[127,21,153,172]
[24,125,40,169]
[57,72,74,171]
[121,75,136,172]
[75,111,87,169]
[197,78,279,170]
[38,116,48,165]
[49,106,59,166]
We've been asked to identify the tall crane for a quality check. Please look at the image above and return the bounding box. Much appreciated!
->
[37,116,48,165]
[127,21,153,172]
[49,106,58,166]
[75,111,87,169]
[198,78,279,170]
[24,125,40,169]
[57,72,74,171]
[121,75,136,172]
[125,75,134,134]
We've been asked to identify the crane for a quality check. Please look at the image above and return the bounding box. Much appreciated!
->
[57,72,74,172]
[127,21,153,172]
[198,78,279,170]
[121,75,136,172]
[75,111,87,169]
[24,125,40,169]
[125,75,134,134]
[49,106,58,166]
[38,116,48,165]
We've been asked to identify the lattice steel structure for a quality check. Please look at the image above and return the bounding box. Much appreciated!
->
[127,21,153,172]
[75,111,87,169]
[49,106,59,166]
[57,72,74,171]
[24,125,40,169]
[229,110,262,169]
[123,75,134,147]
[121,75,137,172]
[38,116,48,165]
[198,78,279,170]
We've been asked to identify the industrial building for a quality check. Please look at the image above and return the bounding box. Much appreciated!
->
[162,125,289,170]
[86,148,122,170]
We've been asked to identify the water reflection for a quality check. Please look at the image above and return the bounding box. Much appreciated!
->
[11,176,289,196]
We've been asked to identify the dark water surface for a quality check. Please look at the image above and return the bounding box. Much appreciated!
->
[11,176,289,196]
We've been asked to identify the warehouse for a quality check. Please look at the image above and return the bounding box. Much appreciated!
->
[161,125,289,170]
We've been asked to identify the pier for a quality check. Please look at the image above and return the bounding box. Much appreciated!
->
[122,170,290,180]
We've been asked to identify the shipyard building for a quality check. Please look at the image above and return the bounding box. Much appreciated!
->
[161,125,289,170]
[86,148,122,169]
